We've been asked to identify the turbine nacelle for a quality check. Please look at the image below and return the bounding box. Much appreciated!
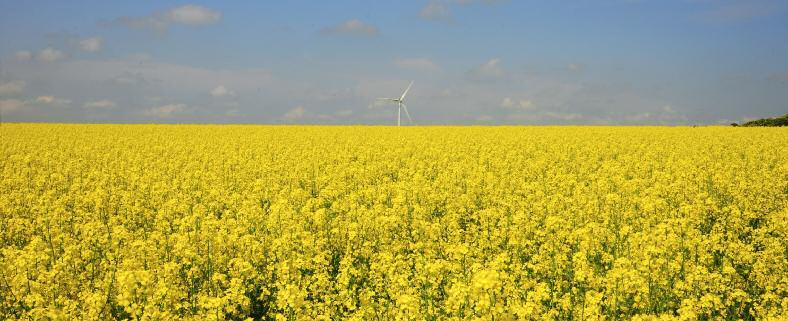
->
[376,81,414,126]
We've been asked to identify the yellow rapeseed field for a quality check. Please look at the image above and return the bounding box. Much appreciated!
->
[1,124,786,320]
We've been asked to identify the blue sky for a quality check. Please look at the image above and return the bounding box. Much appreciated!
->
[1,0,786,124]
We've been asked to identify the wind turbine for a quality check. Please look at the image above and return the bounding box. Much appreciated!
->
[377,81,414,126]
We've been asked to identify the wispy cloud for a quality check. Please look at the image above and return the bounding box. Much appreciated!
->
[83,99,117,109]
[504,111,583,123]
[35,96,71,106]
[110,5,222,33]
[210,85,235,98]
[421,0,505,22]
[15,50,33,61]
[394,58,440,72]
[282,106,306,120]
[167,5,222,25]
[0,80,26,96]
[467,58,505,81]
[701,1,783,23]
[110,71,152,86]
[420,2,452,21]
[619,105,687,124]
[79,37,103,52]
[500,97,535,110]
[37,48,66,62]
[0,99,26,113]
[144,103,188,118]
[321,20,379,37]
[280,105,345,123]
[567,63,586,72]
[1,95,72,114]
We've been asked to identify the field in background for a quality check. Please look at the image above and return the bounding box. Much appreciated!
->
[1,124,786,320]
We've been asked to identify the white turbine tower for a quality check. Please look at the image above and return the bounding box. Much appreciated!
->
[377,81,414,126]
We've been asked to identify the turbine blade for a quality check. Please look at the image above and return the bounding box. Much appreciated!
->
[401,103,413,124]
[399,81,414,101]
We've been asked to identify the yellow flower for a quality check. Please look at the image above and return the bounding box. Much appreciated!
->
[1,124,785,320]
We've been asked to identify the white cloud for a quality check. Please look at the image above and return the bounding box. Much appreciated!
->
[468,58,505,80]
[37,48,65,62]
[83,99,117,109]
[394,58,440,71]
[519,100,534,110]
[500,97,514,108]
[662,105,675,114]
[283,106,306,120]
[167,5,222,25]
[2,45,706,124]
[500,97,534,110]
[17,57,273,95]
[505,111,583,122]
[79,37,103,52]
[15,50,33,61]
[279,106,338,123]
[35,96,71,106]
[321,20,379,37]
[567,63,586,72]
[210,85,235,97]
[0,57,274,122]
[114,5,221,33]
[0,95,70,114]
[0,80,26,96]
[144,103,187,118]
[420,3,452,21]
[543,111,582,121]
[0,99,26,113]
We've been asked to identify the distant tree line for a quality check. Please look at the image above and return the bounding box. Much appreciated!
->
[731,114,788,127]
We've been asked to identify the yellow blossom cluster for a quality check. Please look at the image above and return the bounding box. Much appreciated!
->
[1,124,786,320]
